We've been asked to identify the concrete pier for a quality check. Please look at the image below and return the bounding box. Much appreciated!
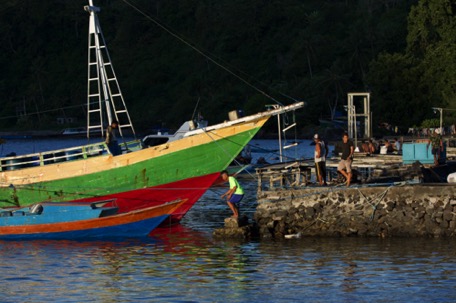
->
[213,216,258,240]
[213,153,456,240]
[254,184,456,238]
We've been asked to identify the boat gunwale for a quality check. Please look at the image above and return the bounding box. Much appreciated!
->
[184,102,304,137]
[0,140,141,171]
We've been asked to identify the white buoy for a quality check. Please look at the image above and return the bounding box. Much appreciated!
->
[447,172,456,183]
[284,232,302,239]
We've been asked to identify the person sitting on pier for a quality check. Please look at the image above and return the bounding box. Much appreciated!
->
[220,170,244,218]
[314,134,328,186]
[361,140,370,153]
[337,133,354,186]
[368,139,376,154]
[384,140,394,153]
[393,137,402,154]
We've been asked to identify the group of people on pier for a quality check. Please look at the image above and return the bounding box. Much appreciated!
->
[217,129,445,218]
[312,128,445,188]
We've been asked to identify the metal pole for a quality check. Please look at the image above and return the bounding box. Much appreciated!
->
[440,108,443,135]
[278,113,282,162]
[432,107,443,135]
[353,105,357,148]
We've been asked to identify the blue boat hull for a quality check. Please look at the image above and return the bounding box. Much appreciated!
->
[0,199,185,240]
[0,214,169,240]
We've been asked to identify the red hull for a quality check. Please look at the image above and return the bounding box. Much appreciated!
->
[71,172,220,224]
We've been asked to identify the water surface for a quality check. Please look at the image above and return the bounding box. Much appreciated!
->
[0,139,455,302]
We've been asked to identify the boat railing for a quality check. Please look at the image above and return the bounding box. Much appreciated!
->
[120,140,142,153]
[0,140,142,171]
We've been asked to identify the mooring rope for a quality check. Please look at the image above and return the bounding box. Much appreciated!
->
[356,186,392,220]
[198,129,259,181]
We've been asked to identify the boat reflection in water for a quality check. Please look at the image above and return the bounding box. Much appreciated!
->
[2,216,456,303]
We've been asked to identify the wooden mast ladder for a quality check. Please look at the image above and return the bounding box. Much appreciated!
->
[84,0,135,139]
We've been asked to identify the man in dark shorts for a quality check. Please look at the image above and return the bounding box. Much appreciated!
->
[337,133,354,186]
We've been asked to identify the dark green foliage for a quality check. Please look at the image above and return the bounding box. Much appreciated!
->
[368,0,456,130]
[0,0,429,133]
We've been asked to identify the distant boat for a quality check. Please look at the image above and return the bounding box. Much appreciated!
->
[61,127,87,135]
[61,127,102,136]
[141,120,208,148]
[0,199,185,240]
[250,145,279,153]
[318,118,347,129]
[0,135,32,140]
[0,1,304,225]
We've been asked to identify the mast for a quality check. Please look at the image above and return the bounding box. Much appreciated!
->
[84,0,135,139]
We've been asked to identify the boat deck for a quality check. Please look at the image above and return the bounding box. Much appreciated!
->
[0,140,142,171]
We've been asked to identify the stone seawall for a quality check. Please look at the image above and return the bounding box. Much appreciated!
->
[254,184,456,238]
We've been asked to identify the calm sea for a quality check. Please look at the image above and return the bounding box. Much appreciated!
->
[1,138,456,302]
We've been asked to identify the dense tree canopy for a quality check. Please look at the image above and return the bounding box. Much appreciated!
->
[2,0,453,135]
[368,0,456,130]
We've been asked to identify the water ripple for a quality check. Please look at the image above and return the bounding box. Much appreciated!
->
[1,140,456,302]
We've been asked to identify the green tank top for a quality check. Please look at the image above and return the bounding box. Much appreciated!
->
[228,176,244,195]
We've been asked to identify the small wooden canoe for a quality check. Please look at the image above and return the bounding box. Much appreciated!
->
[0,199,185,240]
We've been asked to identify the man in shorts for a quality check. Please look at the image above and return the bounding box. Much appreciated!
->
[337,133,354,186]
[220,170,244,217]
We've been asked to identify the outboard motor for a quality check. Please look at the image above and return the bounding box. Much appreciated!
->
[29,204,43,215]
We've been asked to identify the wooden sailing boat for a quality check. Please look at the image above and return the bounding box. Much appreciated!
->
[0,1,304,224]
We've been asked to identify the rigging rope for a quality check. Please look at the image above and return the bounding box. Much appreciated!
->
[0,103,87,121]
[0,2,305,123]
[201,127,302,162]
[120,0,287,106]
[200,129,253,172]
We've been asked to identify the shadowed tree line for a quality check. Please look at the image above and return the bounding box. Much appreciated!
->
[0,0,454,135]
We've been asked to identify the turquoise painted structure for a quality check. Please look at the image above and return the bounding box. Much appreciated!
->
[402,142,446,164]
